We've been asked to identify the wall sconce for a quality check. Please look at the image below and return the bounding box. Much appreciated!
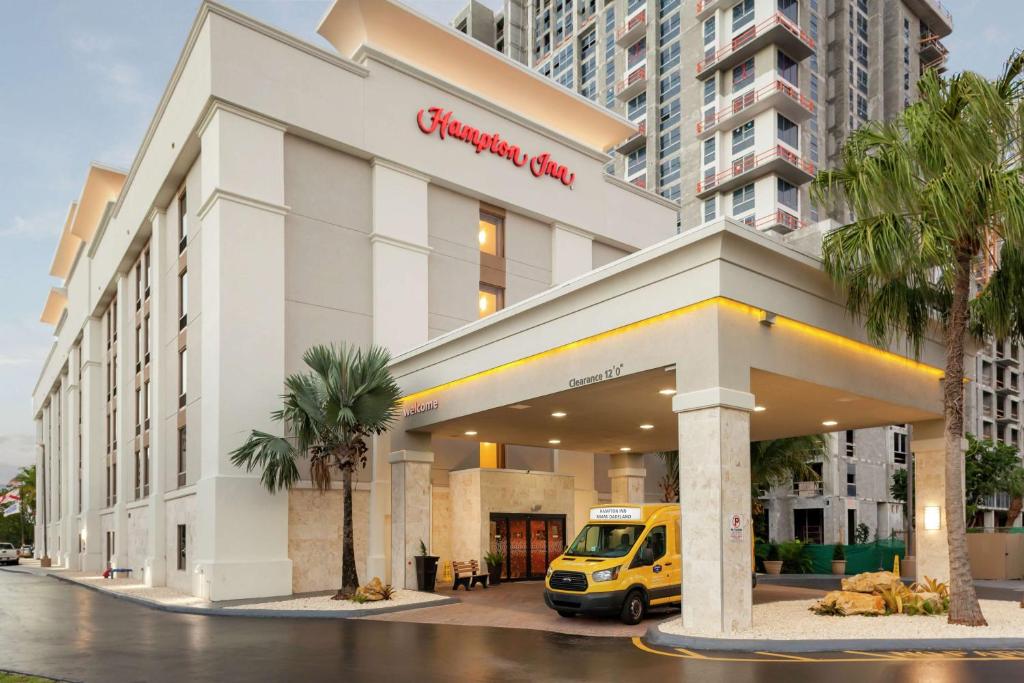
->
[924,505,942,530]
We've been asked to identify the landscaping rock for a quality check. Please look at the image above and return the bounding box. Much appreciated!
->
[817,590,886,616]
[840,571,901,594]
[356,577,387,602]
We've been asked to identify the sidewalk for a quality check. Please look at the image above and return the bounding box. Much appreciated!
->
[3,560,454,618]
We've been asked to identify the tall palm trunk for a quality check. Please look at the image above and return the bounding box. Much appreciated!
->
[334,461,360,600]
[1006,496,1023,529]
[944,250,987,626]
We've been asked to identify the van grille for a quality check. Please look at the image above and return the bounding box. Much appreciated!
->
[549,570,588,592]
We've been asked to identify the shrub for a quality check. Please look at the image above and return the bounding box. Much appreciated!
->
[832,543,845,561]
[483,551,504,569]
[766,543,780,561]
[379,584,397,601]
[778,539,812,573]
[351,593,370,604]
[809,601,846,616]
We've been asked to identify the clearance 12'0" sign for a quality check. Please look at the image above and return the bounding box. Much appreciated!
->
[416,107,576,188]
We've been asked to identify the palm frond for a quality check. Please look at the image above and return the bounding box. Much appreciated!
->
[230,431,301,493]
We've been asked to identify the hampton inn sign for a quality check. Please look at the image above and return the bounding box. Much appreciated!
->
[417,106,577,187]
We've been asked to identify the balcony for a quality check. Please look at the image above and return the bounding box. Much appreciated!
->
[696,79,814,138]
[996,409,1020,424]
[629,174,647,190]
[695,0,725,21]
[616,9,647,47]
[920,32,949,64]
[615,66,648,100]
[695,145,816,198]
[996,379,1016,395]
[904,0,954,37]
[615,120,647,154]
[793,480,823,497]
[753,209,805,234]
[696,13,815,79]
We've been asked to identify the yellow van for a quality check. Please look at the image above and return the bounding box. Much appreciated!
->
[543,504,680,624]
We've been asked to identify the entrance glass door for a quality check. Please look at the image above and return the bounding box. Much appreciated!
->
[490,513,567,581]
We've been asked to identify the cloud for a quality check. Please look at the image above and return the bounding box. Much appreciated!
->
[0,434,37,470]
[68,30,151,108]
[0,210,63,240]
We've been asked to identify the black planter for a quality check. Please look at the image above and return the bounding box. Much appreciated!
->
[415,555,439,592]
[487,564,502,586]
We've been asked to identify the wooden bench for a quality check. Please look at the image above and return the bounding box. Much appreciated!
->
[451,560,489,591]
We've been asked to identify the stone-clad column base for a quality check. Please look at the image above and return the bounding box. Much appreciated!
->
[911,421,953,584]
[390,450,434,590]
[674,388,754,635]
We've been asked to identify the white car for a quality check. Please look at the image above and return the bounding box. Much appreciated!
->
[0,543,18,566]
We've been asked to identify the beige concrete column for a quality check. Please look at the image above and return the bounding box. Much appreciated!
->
[195,103,291,600]
[390,450,434,590]
[608,451,646,504]
[911,420,951,584]
[674,387,755,634]
[113,276,131,569]
[144,208,167,588]
[368,159,430,584]
[551,224,593,285]
[79,317,105,573]
[66,348,81,570]
[553,450,598,536]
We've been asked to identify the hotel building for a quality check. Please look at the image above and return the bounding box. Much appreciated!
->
[34,0,962,636]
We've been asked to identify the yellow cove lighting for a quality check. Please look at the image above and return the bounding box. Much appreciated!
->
[401,297,945,406]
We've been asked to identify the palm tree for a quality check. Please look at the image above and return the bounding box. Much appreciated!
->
[750,435,827,516]
[812,54,1024,625]
[655,451,679,502]
[231,344,402,599]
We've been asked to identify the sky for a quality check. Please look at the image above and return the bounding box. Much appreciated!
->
[0,0,1019,476]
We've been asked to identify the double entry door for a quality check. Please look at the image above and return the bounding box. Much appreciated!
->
[490,513,566,581]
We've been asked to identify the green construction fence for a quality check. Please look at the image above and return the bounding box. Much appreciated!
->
[756,540,905,574]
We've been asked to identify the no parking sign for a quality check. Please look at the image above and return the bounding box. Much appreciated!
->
[729,513,744,541]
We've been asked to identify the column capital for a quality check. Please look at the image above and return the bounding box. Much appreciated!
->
[388,449,434,464]
[607,467,646,479]
[672,387,755,414]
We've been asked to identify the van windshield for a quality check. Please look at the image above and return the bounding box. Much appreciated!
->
[565,524,645,558]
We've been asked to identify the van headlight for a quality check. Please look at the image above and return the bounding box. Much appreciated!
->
[592,566,621,583]
[546,566,554,579]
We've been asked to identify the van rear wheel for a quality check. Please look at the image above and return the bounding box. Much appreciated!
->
[620,590,645,625]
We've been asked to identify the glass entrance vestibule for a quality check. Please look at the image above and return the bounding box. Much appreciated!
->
[489,513,566,581]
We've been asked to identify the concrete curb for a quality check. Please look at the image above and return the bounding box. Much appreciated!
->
[644,621,1024,653]
[2,567,458,619]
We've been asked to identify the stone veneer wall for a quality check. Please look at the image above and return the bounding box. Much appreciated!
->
[288,486,369,594]
[448,468,574,567]
[431,486,452,585]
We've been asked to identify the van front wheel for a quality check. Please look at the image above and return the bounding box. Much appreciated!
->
[620,590,646,625]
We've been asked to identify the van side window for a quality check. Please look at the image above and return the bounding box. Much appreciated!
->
[637,525,667,564]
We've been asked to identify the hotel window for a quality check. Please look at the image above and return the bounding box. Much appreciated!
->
[627,38,646,70]
[660,128,680,157]
[703,77,716,107]
[178,269,188,330]
[703,16,715,46]
[143,445,150,497]
[478,283,504,318]
[627,0,644,14]
[777,51,798,86]
[846,463,857,497]
[659,98,680,129]
[660,72,681,101]
[134,450,141,500]
[845,430,855,457]
[179,348,187,408]
[659,14,680,46]
[627,147,646,177]
[177,191,188,253]
[777,179,799,210]
[627,93,646,121]
[777,114,798,149]
[778,0,798,23]
[731,121,754,155]
[659,158,680,185]
[703,198,716,223]
[732,58,754,91]
[810,74,819,103]
[809,133,819,164]
[703,137,716,166]
[177,426,187,487]
[479,212,503,257]
[732,0,754,32]
[177,525,187,571]
[732,183,755,215]
[144,380,151,430]
[657,42,679,72]
[135,387,142,436]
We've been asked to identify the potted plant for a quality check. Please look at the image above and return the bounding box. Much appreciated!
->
[484,550,504,586]
[763,544,783,575]
[831,543,847,575]
[414,540,439,593]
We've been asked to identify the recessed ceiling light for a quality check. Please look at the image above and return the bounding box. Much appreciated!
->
[659,389,676,396]
[508,404,532,410]
[821,420,838,427]
[548,439,561,445]
[620,447,631,452]
[639,424,654,430]
[465,430,478,436]
[551,411,567,418]
[753,406,766,412]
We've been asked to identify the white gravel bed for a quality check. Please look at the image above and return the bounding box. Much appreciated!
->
[661,599,1024,641]
[222,589,448,612]
[67,574,209,607]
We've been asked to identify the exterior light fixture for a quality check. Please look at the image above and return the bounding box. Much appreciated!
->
[551,411,567,418]
[753,406,766,412]
[822,420,838,427]
[924,505,942,530]
[639,424,654,430]
[548,439,561,445]
[619,447,631,452]
[759,310,777,327]
[658,389,676,396]
[464,430,478,436]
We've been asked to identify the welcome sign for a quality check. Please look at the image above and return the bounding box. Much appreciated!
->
[417,106,576,188]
